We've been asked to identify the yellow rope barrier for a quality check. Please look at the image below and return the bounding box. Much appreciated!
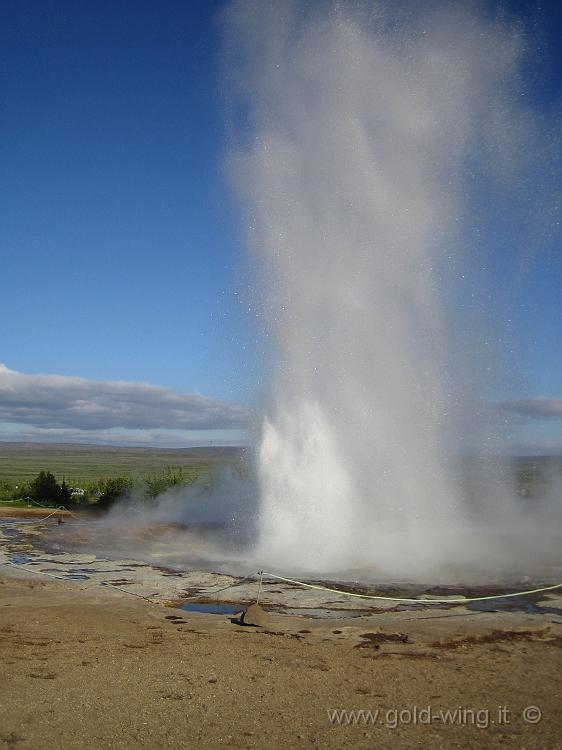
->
[259,571,562,604]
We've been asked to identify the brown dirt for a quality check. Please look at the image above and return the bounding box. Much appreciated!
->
[0,507,72,517]
[431,627,556,650]
[1,574,562,749]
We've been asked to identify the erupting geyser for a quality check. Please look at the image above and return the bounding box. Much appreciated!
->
[221,1,560,578]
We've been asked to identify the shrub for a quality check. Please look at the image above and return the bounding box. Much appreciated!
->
[28,471,71,505]
[94,477,134,509]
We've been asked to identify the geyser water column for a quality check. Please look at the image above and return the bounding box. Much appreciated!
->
[222,1,529,576]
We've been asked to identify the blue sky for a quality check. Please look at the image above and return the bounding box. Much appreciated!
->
[1,0,257,395]
[0,0,560,451]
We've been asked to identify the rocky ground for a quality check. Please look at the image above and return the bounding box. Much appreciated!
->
[1,512,561,749]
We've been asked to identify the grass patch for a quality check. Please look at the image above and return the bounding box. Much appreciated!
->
[0,443,241,484]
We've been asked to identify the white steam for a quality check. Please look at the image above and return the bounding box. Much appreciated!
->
[220,0,561,578]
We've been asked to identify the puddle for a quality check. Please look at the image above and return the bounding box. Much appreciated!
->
[8,553,35,565]
[468,598,562,616]
[180,603,393,619]
[180,602,241,615]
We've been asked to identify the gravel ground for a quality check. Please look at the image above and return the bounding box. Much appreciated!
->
[1,571,562,750]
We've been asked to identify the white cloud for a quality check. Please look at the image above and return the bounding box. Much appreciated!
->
[0,364,250,443]
[502,397,562,421]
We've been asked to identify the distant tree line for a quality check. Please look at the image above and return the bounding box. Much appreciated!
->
[0,466,199,510]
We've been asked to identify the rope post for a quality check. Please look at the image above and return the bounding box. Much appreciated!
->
[256,570,264,605]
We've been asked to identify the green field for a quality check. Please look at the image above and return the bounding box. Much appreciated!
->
[0,442,242,484]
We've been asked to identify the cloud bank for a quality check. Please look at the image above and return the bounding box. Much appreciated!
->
[0,364,249,446]
[502,397,562,421]
[1,363,559,451]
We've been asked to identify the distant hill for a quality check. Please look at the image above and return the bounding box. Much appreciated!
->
[512,455,562,471]
[0,442,245,483]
